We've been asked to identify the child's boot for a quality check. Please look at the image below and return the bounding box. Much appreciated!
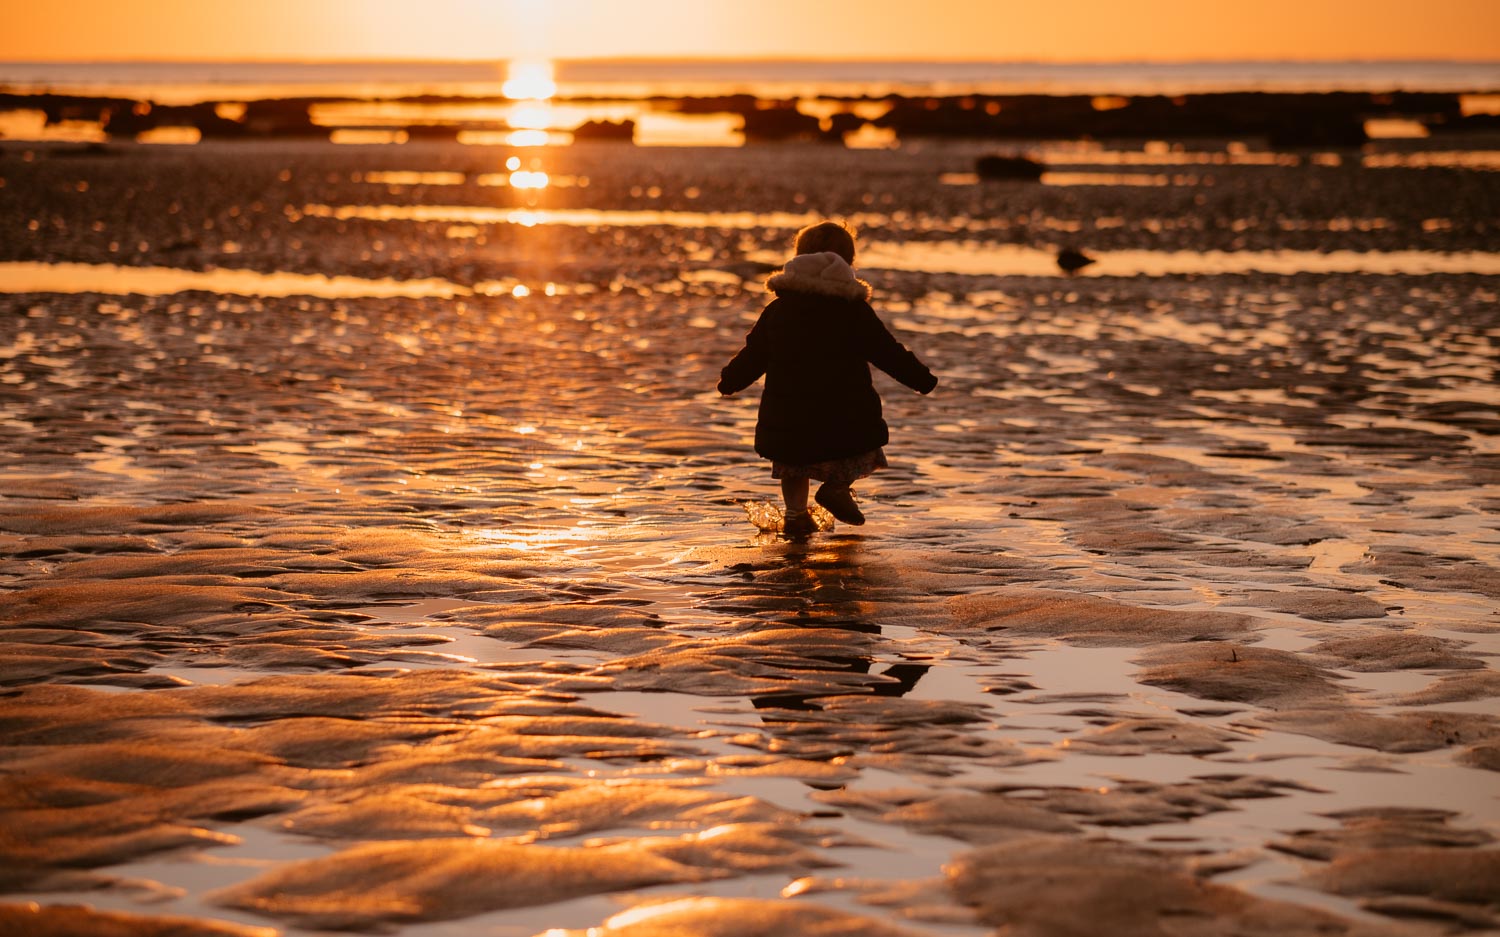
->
[815,485,864,525]
[782,509,818,538]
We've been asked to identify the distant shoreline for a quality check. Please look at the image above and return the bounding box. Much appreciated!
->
[4,59,1498,103]
[6,58,1497,147]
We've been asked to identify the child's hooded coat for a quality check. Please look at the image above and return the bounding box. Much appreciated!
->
[718,251,936,465]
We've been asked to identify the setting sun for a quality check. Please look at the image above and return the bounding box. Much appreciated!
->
[502,61,557,100]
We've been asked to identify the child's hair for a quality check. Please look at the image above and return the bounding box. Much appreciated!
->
[793,220,856,265]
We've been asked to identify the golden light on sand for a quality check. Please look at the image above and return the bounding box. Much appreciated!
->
[588,899,706,930]
[471,525,595,552]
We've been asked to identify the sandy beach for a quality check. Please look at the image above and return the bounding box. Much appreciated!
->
[1,136,1497,936]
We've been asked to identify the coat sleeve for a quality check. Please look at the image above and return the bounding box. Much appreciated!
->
[717,308,770,395]
[857,305,938,394]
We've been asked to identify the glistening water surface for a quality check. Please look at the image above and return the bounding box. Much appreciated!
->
[1,138,1497,937]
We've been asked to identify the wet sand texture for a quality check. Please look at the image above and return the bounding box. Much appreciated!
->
[0,139,1497,935]
[0,903,278,937]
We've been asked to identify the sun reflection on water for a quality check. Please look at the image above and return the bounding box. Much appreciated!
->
[502,60,560,146]
[470,525,597,553]
[508,103,553,130]
[502,61,557,101]
[505,128,552,147]
[504,155,550,189]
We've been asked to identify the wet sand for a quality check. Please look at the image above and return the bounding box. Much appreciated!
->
[0,139,1497,936]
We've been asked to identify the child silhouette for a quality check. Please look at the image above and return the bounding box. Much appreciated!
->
[719,221,937,536]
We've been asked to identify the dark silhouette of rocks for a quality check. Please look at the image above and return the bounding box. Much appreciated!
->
[101,101,240,139]
[0,88,1486,147]
[1266,118,1368,149]
[1057,248,1096,274]
[876,94,1096,138]
[0,92,134,126]
[571,119,635,142]
[236,99,328,138]
[404,124,463,142]
[873,91,1467,145]
[976,155,1045,180]
[1428,112,1500,135]
[98,104,167,138]
[670,94,759,115]
[740,103,821,142]
[820,112,867,144]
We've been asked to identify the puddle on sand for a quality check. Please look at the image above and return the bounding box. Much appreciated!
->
[349,598,583,666]
[857,241,1500,278]
[73,450,156,482]
[301,203,820,230]
[8,826,337,934]
[289,203,1500,278]
[0,261,470,298]
[11,248,1486,307]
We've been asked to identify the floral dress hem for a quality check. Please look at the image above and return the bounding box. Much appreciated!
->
[771,448,887,485]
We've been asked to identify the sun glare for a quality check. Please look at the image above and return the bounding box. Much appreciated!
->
[506,129,551,147]
[501,61,558,145]
[503,61,557,101]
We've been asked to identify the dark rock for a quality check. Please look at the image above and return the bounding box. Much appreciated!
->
[975,155,1045,180]
[405,124,462,142]
[572,119,635,142]
[1056,248,1096,274]
[872,90,1463,146]
[100,103,158,137]
[670,93,759,115]
[877,94,1096,139]
[820,112,866,144]
[102,101,229,139]
[1428,112,1500,134]
[740,104,821,142]
[235,99,328,138]
[1267,118,1368,149]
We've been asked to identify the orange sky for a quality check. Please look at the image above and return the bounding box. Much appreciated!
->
[4,0,1499,62]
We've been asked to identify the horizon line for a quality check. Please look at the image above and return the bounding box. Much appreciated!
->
[4,55,1499,67]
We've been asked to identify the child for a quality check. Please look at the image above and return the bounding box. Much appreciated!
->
[718,221,937,537]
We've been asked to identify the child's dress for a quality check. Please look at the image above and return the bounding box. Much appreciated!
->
[718,252,936,481]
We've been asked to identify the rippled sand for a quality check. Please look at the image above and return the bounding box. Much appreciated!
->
[0,139,1497,936]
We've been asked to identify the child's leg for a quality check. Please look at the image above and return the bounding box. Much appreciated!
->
[781,477,809,516]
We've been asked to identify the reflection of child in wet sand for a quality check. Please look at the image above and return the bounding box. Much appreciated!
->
[718,221,937,537]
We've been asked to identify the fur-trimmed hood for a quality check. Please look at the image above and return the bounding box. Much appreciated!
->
[765,251,871,302]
